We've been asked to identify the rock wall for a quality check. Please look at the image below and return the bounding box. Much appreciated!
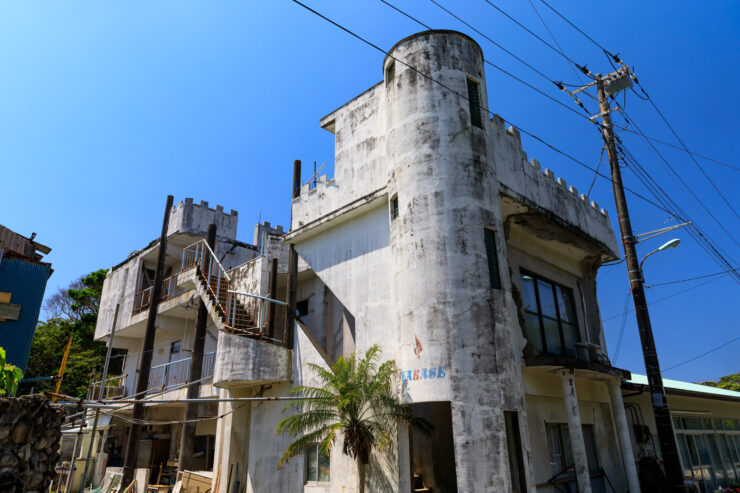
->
[0,395,63,493]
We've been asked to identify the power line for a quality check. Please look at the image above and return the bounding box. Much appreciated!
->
[289,0,672,216]
[617,109,740,252]
[633,82,740,221]
[536,0,610,53]
[529,0,740,216]
[646,268,739,287]
[611,291,631,364]
[663,334,740,373]
[617,127,739,172]
[479,0,588,72]
[380,0,596,122]
[603,276,726,322]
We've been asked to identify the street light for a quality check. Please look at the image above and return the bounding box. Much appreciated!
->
[640,238,681,271]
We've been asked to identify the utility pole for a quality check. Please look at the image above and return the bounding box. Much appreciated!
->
[178,223,217,474]
[122,195,174,487]
[596,74,684,491]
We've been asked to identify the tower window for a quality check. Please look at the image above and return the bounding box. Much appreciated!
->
[390,195,399,220]
[467,78,483,128]
[484,228,501,289]
[386,61,395,86]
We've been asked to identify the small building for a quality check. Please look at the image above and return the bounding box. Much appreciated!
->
[623,374,740,492]
[0,224,52,370]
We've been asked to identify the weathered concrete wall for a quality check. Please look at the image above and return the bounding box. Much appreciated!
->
[523,370,625,493]
[168,198,238,240]
[0,395,63,493]
[213,332,292,387]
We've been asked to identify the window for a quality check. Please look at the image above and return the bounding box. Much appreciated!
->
[673,416,740,491]
[520,272,580,358]
[169,340,181,362]
[390,195,399,220]
[546,423,606,493]
[296,299,309,318]
[386,61,395,86]
[505,411,526,493]
[467,78,483,128]
[305,443,330,483]
[484,228,501,290]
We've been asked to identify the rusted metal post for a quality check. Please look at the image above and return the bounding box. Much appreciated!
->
[285,246,298,349]
[178,224,217,474]
[122,195,174,487]
[267,258,278,338]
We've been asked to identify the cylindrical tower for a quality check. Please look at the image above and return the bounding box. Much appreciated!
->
[385,31,522,491]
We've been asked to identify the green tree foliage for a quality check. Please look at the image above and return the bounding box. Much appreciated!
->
[22,269,123,398]
[700,372,740,392]
[0,347,23,396]
[276,345,429,493]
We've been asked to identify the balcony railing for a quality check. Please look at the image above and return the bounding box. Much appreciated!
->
[146,351,216,392]
[90,374,127,399]
[133,273,186,314]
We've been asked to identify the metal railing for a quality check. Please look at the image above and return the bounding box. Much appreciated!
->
[133,273,185,314]
[183,239,231,315]
[225,290,288,346]
[90,374,127,399]
[146,351,216,392]
[182,239,290,347]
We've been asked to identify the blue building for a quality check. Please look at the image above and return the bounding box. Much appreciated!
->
[0,225,52,370]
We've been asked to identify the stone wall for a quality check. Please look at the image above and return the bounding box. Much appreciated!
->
[0,395,63,493]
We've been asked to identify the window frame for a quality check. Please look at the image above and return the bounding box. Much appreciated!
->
[520,270,580,357]
[305,443,330,484]
[466,77,483,129]
[390,195,399,220]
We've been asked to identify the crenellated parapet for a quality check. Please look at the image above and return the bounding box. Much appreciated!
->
[490,114,618,258]
[168,197,239,240]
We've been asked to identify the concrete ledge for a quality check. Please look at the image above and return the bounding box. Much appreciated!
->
[213,331,292,388]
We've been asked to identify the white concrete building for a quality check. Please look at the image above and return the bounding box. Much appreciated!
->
[208,30,639,493]
[89,30,740,493]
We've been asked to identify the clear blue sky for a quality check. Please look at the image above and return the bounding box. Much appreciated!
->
[1,1,737,383]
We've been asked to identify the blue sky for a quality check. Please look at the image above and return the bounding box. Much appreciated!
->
[1,1,737,383]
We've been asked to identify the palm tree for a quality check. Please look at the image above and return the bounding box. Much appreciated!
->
[276,344,424,493]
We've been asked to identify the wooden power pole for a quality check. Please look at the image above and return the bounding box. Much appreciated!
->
[122,195,174,487]
[178,223,217,474]
[596,74,684,491]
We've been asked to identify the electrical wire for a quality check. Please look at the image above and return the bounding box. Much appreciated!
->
[380,0,596,121]
[537,0,610,53]
[479,0,589,72]
[602,276,726,322]
[618,108,740,250]
[611,291,631,364]
[645,268,739,287]
[618,146,740,283]
[663,334,740,373]
[632,82,740,221]
[289,0,672,216]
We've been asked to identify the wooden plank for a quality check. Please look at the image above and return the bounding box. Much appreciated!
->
[0,303,20,321]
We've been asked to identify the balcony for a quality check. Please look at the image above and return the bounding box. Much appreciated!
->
[133,273,187,314]
[90,374,127,400]
[146,351,216,392]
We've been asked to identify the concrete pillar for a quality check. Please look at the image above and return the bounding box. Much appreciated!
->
[559,369,592,493]
[212,388,252,493]
[607,379,641,492]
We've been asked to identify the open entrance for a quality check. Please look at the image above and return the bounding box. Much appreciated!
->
[409,401,458,493]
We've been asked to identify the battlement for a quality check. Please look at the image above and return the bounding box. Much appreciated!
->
[167,197,239,240]
[490,115,610,222]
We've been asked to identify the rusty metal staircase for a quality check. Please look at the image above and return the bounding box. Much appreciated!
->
[181,239,288,347]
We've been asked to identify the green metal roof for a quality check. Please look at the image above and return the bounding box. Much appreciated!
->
[627,373,740,400]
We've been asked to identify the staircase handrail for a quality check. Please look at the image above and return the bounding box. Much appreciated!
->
[184,239,231,281]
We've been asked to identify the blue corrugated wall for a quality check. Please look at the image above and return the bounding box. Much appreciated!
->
[0,258,51,370]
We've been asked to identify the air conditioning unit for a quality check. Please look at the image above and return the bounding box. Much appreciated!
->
[574,342,602,362]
